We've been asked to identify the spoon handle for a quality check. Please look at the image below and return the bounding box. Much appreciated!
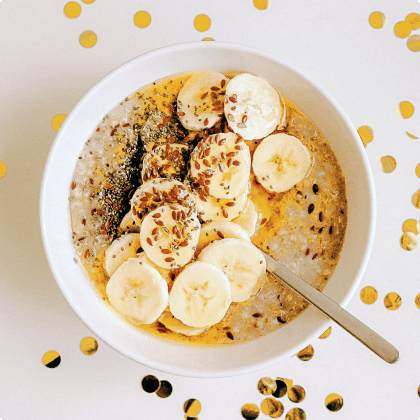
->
[263,251,399,364]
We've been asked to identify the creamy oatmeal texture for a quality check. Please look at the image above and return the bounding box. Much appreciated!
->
[69,71,347,345]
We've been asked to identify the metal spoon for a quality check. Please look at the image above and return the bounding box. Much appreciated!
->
[262,250,399,364]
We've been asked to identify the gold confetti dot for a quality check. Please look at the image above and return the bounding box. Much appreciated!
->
[261,398,284,418]
[394,21,411,38]
[79,30,97,48]
[42,350,61,368]
[80,337,98,355]
[0,161,7,179]
[254,0,271,10]
[325,394,343,412]
[184,399,201,417]
[141,375,159,393]
[296,344,314,361]
[357,125,374,147]
[319,327,331,339]
[401,232,418,250]
[258,377,277,395]
[403,219,419,234]
[397,101,414,119]
[273,379,288,398]
[52,114,66,131]
[416,164,420,178]
[202,37,214,41]
[64,2,81,19]
[378,156,396,173]
[194,14,211,32]
[418,385,420,397]
[360,286,378,304]
[406,13,420,30]
[288,386,305,403]
[415,294,420,309]
[285,407,306,420]
[407,34,420,52]
[82,0,95,3]
[412,189,420,208]
[241,403,260,420]
[369,11,386,29]
[134,11,151,28]
[384,292,402,310]
[407,132,419,139]
[156,380,172,398]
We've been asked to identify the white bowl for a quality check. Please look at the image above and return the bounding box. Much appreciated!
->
[40,41,375,378]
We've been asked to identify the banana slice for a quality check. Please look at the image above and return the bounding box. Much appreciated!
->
[141,144,190,182]
[231,199,258,237]
[104,233,141,277]
[131,178,198,226]
[106,257,168,325]
[136,251,172,287]
[252,133,312,193]
[140,204,200,269]
[140,109,188,152]
[198,238,266,303]
[120,211,139,233]
[199,189,248,223]
[224,73,284,140]
[190,132,251,199]
[177,70,229,131]
[196,221,250,255]
[169,261,232,328]
[158,311,207,336]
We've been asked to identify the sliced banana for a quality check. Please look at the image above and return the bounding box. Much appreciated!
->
[104,233,141,277]
[158,311,207,336]
[120,211,139,233]
[177,70,229,131]
[131,178,197,226]
[198,238,266,303]
[140,109,188,152]
[196,221,250,256]
[231,198,258,237]
[106,257,169,325]
[190,132,251,199]
[140,204,200,269]
[224,73,284,140]
[169,261,232,328]
[141,144,189,183]
[252,133,312,193]
[136,251,172,287]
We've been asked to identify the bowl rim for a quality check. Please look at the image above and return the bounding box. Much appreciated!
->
[40,41,376,377]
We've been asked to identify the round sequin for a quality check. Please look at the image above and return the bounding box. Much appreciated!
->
[319,327,331,339]
[397,101,414,118]
[80,337,98,355]
[360,286,378,304]
[134,11,151,28]
[258,377,277,395]
[416,164,420,178]
[406,13,420,30]
[325,393,343,412]
[272,379,287,398]
[288,386,305,403]
[407,34,420,52]
[261,398,284,418]
[156,380,172,398]
[52,114,66,131]
[412,189,420,208]
[403,219,419,234]
[401,232,418,251]
[415,294,420,309]
[378,156,396,173]
[394,21,411,38]
[241,403,260,419]
[0,161,7,179]
[194,14,211,32]
[202,37,214,41]
[285,407,306,420]
[141,375,159,393]
[184,399,201,417]
[64,2,81,19]
[407,132,419,139]
[82,0,95,3]
[369,11,386,29]
[357,125,374,147]
[42,350,61,368]
[296,344,314,361]
[384,292,402,310]
[79,30,97,48]
[254,0,271,10]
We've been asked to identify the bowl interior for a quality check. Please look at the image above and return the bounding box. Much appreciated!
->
[40,42,375,378]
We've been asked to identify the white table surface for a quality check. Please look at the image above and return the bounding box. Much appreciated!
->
[1,1,419,419]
